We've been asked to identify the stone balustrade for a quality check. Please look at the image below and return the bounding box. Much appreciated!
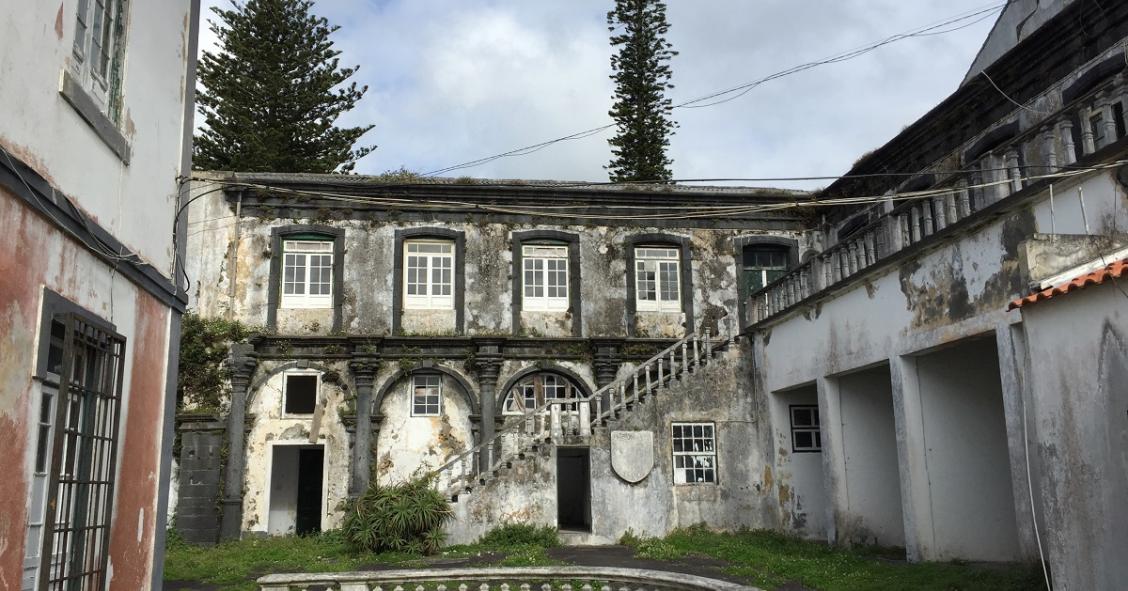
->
[745,66,1128,328]
[257,566,761,591]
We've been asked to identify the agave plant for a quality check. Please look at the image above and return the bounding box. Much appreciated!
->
[342,476,452,555]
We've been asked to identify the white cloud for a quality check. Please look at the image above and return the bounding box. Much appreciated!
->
[197,0,999,187]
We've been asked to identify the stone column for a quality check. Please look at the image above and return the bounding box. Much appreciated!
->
[349,356,379,497]
[219,344,256,542]
[474,340,503,471]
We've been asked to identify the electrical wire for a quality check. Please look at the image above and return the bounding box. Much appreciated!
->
[422,2,1006,177]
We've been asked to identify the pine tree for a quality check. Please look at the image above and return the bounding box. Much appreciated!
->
[194,0,375,173]
[606,0,677,183]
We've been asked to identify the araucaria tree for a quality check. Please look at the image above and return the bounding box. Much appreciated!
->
[195,0,375,173]
[606,0,677,183]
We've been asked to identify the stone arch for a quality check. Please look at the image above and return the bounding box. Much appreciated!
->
[245,360,339,407]
[372,365,479,415]
[496,364,594,414]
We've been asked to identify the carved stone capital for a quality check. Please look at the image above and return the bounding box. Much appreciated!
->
[348,356,380,389]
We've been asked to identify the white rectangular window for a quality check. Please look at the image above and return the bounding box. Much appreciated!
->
[411,375,442,416]
[672,422,716,484]
[522,245,569,311]
[281,241,333,309]
[404,241,454,310]
[636,247,681,312]
[72,0,125,110]
[790,405,822,452]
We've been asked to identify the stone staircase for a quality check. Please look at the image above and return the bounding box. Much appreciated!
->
[430,330,728,505]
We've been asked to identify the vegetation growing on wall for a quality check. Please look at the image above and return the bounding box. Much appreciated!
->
[177,312,258,413]
[342,477,452,555]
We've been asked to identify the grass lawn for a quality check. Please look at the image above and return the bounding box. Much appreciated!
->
[164,526,1043,591]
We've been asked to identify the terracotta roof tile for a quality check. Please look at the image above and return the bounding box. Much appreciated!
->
[1009,257,1128,309]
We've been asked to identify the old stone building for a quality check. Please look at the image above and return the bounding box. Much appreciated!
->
[178,176,809,544]
[175,1,1128,589]
[746,1,1128,589]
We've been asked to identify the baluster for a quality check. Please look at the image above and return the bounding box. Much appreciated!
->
[910,205,922,243]
[541,584,552,591]
[705,328,713,360]
[562,585,573,591]
[438,586,447,591]
[393,586,404,591]
[956,180,971,219]
[480,584,490,591]
[459,585,469,591]
[416,585,425,591]
[657,358,664,389]
[580,399,591,437]
[1043,129,1059,172]
[693,334,701,367]
[581,585,593,591]
[1060,119,1077,164]
[645,363,653,394]
[922,201,934,235]
[899,213,911,248]
[681,340,689,375]
[633,373,640,403]
[595,394,603,423]
[521,585,531,591]
[499,584,509,591]
[865,232,877,265]
[669,347,676,377]
[1006,149,1022,193]
[609,384,618,417]
[550,404,562,440]
[932,197,947,230]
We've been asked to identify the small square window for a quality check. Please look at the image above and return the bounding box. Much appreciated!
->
[790,405,822,452]
[284,374,318,415]
[411,375,442,416]
[672,422,717,484]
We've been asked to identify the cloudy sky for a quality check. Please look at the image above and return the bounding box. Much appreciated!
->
[197,0,1003,189]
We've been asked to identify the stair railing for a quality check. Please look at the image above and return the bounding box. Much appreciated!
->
[429,329,727,499]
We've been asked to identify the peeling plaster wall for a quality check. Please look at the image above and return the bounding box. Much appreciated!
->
[768,385,828,540]
[1021,284,1128,591]
[241,362,351,534]
[0,188,172,590]
[185,183,805,339]
[445,347,773,545]
[375,372,475,488]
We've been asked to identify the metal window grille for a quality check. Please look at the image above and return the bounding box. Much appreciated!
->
[39,314,126,591]
[790,405,822,452]
[672,423,716,484]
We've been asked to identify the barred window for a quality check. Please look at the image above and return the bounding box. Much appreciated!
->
[635,247,680,312]
[404,240,454,310]
[672,422,716,484]
[281,240,333,309]
[411,375,442,416]
[522,245,569,311]
[36,314,126,590]
[790,405,822,452]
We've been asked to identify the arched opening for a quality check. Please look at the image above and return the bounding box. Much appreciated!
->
[501,372,586,414]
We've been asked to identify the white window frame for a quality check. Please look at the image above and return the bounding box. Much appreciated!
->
[72,0,125,109]
[635,247,681,312]
[790,405,822,452]
[522,245,569,312]
[280,240,334,309]
[411,374,442,417]
[282,371,321,417]
[404,240,455,310]
[672,422,717,485]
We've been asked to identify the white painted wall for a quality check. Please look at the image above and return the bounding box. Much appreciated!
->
[771,385,828,539]
[375,373,475,488]
[1021,283,1128,591]
[911,338,1020,561]
[0,1,193,272]
[834,366,905,547]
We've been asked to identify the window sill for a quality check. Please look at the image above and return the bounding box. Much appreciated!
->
[59,70,131,165]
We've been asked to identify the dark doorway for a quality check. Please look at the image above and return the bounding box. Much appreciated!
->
[557,447,591,531]
[295,448,324,535]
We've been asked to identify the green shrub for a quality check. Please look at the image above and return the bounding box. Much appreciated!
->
[478,523,559,549]
[342,477,452,555]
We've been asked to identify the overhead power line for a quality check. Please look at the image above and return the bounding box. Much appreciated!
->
[421,2,1007,177]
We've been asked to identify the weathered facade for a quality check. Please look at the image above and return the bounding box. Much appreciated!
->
[177,176,810,543]
[745,2,1128,588]
[0,1,199,590]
